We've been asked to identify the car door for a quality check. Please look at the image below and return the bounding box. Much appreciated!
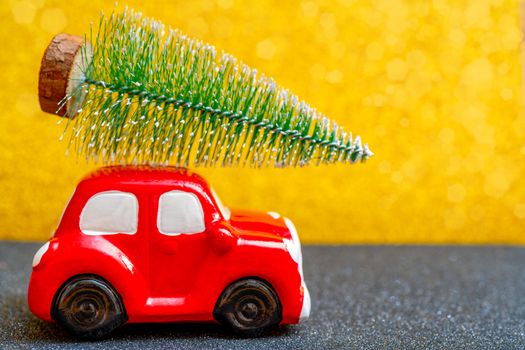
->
[78,188,148,278]
[148,188,211,298]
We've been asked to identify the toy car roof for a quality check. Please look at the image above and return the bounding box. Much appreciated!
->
[77,166,210,189]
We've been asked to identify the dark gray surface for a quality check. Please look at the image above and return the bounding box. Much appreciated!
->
[1,242,525,349]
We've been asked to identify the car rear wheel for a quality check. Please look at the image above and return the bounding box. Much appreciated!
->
[53,275,127,339]
[213,278,282,337]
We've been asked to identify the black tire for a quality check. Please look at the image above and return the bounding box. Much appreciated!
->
[53,275,127,339]
[213,278,282,337]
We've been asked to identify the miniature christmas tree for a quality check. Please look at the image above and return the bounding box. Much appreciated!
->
[39,8,373,167]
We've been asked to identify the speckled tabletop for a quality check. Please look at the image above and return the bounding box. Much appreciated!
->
[1,241,525,349]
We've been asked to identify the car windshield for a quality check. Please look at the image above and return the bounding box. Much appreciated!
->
[211,187,231,220]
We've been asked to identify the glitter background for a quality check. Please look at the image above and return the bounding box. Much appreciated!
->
[0,0,523,243]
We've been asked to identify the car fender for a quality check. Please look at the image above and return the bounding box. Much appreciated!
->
[205,242,303,324]
[28,236,148,321]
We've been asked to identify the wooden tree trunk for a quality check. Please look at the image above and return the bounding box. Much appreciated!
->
[38,33,91,118]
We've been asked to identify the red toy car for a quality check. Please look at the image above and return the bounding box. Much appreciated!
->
[28,166,310,338]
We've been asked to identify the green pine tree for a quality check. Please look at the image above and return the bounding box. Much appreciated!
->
[62,8,373,167]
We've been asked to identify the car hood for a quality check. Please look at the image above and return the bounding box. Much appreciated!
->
[228,209,291,241]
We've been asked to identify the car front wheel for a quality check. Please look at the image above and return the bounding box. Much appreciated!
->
[213,278,282,337]
[53,275,127,339]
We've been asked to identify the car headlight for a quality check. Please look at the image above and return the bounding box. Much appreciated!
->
[32,241,50,268]
[284,218,301,247]
[283,238,301,264]
[284,218,303,278]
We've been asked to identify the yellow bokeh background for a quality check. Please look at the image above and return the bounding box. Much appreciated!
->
[0,0,523,243]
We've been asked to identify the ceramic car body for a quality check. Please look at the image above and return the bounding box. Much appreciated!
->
[28,166,310,336]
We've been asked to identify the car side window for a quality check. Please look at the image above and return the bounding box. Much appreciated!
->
[157,190,205,235]
[80,191,138,235]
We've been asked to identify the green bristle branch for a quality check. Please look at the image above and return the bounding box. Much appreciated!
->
[62,8,373,167]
